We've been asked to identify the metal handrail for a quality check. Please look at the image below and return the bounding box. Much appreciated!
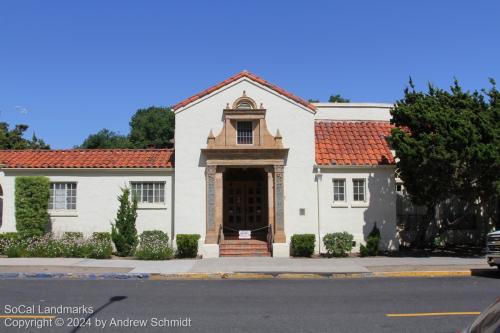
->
[267,224,273,254]
[222,225,269,233]
[217,224,224,244]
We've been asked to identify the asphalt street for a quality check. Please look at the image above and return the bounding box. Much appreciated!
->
[0,277,498,333]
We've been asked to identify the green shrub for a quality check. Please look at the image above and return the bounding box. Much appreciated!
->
[176,234,200,258]
[60,232,86,257]
[4,237,29,258]
[15,176,50,238]
[323,232,354,257]
[91,232,112,242]
[26,235,65,257]
[135,230,173,260]
[290,234,316,257]
[360,223,381,257]
[86,232,113,259]
[62,232,84,240]
[111,188,138,256]
[3,232,113,259]
[0,233,20,255]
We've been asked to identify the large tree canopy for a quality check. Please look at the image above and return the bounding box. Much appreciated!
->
[390,79,500,242]
[0,122,50,149]
[79,106,174,149]
[80,129,131,149]
[129,107,174,148]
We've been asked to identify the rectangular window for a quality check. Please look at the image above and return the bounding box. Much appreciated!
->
[49,182,77,210]
[333,179,346,202]
[353,179,366,202]
[237,121,253,144]
[131,182,165,204]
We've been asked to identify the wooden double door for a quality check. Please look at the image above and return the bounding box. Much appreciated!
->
[223,179,268,232]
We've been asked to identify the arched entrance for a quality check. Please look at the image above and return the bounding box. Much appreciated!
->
[223,168,268,240]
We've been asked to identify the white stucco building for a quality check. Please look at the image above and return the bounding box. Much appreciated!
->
[0,71,399,257]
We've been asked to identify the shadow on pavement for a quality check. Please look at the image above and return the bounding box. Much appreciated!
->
[471,269,500,279]
[70,296,127,333]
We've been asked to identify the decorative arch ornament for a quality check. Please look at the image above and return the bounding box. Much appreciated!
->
[232,91,258,110]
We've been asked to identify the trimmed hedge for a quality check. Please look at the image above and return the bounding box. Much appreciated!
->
[290,234,315,257]
[15,176,50,238]
[135,230,173,260]
[360,223,381,257]
[323,232,354,257]
[176,234,200,258]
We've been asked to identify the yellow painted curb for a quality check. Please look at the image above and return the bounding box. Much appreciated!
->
[150,273,223,280]
[225,273,275,279]
[386,311,480,317]
[276,273,327,279]
[331,273,367,279]
[147,270,473,280]
[373,271,471,278]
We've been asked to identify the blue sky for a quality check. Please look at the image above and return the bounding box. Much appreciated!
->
[1,1,499,148]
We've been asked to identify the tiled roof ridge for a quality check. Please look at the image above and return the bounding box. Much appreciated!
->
[315,119,391,123]
[172,70,316,112]
[0,148,174,152]
[0,149,174,169]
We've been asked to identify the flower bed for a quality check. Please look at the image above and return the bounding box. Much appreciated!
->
[0,232,113,259]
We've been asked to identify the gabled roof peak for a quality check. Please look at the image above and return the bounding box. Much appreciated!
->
[172,71,316,112]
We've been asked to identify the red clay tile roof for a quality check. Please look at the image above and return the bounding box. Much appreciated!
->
[315,121,395,166]
[172,70,316,112]
[0,149,174,169]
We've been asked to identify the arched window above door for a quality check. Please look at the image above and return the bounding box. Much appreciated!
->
[232,92,257,110]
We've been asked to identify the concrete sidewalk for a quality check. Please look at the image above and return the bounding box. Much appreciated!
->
[0,256,492,277]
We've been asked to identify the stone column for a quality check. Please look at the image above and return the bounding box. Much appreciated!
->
[266,167,275,237]
[215,167,224,241]
[205,165,217,243]
[273,165,286,243]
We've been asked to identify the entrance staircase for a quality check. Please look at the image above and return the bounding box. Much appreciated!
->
[219,239,271,257]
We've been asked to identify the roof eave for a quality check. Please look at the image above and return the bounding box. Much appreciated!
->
[1,167,175,172]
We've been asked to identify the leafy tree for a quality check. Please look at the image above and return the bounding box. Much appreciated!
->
[79,129,131,149]
[111,188,138,256]
[78,106,174,149]
[308,98,320,103]
[0,123,50,149]
[129,106,174,148]
[390,79,500,246]
[328,94,350,103]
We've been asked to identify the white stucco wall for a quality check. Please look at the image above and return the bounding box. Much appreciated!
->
[316,167,399,252]
[0,169,174,239]
[174,78,318,250]
[314,103,392,121]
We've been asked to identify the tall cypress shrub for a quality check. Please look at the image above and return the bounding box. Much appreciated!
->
[15,176,50,238]
[111,187,138,256]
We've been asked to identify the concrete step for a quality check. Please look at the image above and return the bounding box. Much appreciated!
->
[219,252,271,257]
[219,239,271,257]
[220,240,268,245]
[220,248,270,254]
[220,244,269,249]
